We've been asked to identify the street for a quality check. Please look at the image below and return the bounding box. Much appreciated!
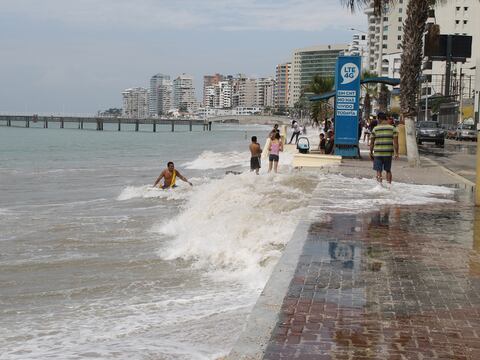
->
[419,139,477,183]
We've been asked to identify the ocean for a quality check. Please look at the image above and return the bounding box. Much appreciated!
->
[0,123,456,359]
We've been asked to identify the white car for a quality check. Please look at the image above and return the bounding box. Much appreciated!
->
[455,124,477,141]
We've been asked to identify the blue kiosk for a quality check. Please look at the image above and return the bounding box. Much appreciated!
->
[333,55,362,157]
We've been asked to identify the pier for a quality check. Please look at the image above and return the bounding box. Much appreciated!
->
[0,115,212,132]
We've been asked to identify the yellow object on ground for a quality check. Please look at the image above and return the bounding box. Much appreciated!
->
[261,138,271,159]
[397,124,407,155]
[280,125,287,144]
[292,153,342,168]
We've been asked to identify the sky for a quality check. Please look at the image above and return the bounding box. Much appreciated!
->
[0,0,366,114]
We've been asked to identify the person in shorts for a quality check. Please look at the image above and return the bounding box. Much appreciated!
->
[369,112,399,184]
[249,136,262,175]
[268,132,283,173]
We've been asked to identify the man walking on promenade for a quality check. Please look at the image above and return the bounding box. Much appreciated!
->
[369,112,399,184]
[153,161,193,189]
[249,136,262,175]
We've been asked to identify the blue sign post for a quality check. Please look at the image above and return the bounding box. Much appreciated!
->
[334,56,362,157]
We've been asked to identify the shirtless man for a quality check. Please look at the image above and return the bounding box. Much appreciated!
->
[153,161,192,189]
[249,136,262,175]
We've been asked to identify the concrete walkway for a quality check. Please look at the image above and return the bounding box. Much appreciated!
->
[228,155,479,359]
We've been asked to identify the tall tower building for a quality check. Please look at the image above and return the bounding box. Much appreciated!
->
[173,74,197,112]
[255,78,275,108]
[275,63,291,111]
[203,73,224,106]
[365,0,408,76]
[149,73,172,116]
[289,44,347,107]
[122,87,149,119]
[346,33,369,71]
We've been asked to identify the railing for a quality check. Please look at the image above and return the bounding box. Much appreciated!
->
[0,115,212,132]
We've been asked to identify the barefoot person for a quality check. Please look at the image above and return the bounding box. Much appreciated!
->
[249,136,262,175]
[369,112,399,184]
[268,132,283,173]
[153,161,193,189]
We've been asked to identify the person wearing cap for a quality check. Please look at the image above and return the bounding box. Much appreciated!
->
[369,112,399,184]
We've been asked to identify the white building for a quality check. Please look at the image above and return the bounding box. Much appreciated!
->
[365,0,409,75]
[173,74,197,113]
[149,74,172,116]
[429,1,479,100]
[255,78,275,108]
[346,33,370,70]
[289,44,347,107]
[122,87,149,119]
[274,63,291,111]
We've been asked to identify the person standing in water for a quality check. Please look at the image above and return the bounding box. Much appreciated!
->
[268,132,283,173]
[153,161,192,189]
[369,112,399,184]
[249,136,262,175]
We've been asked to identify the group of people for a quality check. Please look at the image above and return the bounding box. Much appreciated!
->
[152,112,399,189]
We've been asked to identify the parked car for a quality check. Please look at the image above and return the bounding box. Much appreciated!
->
[455,123,477,141]
[416,121,445,146]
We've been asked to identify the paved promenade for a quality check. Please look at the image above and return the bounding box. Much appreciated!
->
[228,154,479,359]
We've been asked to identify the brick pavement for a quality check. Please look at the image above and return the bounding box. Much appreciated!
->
[263,204,480,360]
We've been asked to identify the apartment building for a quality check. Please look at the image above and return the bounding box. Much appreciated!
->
[288,44,347,107]
[255,78,275,108]
[149,73,172,116]
[173,74,197,113]
[274,63,291,111]
[365,0,408,75]
[203,73,224,106]
[346,33,370,70]
[427,1,479,99]
[122,87,149,119]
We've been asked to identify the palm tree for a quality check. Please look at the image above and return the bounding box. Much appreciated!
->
[304,75,335,124]
[378,84,390,112]
[361,70,378,120]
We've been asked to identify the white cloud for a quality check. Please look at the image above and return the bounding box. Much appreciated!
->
[2,0,366,32]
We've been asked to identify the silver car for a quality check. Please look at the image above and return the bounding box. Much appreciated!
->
[455,124,477,141]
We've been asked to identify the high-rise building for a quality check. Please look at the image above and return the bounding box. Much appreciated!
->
[289,44,347,107]
[365,0,408,75]
[274,63,291,111]
[203,73,225,106]
[428,1,479,99]
[173,74,197,112]
[234,76,257,108]
[122,87,149,119]
[255,78,275,108]
[149,73,172,116]
[346,33,370,71]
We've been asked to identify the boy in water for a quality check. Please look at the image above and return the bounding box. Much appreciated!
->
[153,161,192,189]
[249,136,262,175]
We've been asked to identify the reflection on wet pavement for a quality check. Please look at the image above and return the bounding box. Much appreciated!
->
[264,203,480,359]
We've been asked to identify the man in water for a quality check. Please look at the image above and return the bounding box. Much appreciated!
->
[370,112,399,184]
[153,161,193,189]
[249,136,262,175]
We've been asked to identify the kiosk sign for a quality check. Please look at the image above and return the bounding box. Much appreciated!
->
[334,56,361,157]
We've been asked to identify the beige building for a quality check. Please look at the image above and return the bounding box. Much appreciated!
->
[274,63,291,111]
[173,74,197,113]
[122,87,149,119]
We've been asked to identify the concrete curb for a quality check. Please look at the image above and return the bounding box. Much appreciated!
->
[421,156,476,188]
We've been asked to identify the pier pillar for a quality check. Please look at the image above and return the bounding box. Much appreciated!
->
[171,120,174,132]
[81,120,84,129]
[118,120,121,131]
[60,118,64,129]
[78,120,81,129]
[189,120,192,131]
[7,119,11,126]
[26,119,29,128]
[135,120,139,132]
[96,119,101,131]
[45,119,48,128]
[208,121,212,131]
[153,120,156,132]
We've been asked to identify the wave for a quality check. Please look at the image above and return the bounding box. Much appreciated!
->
[182,150,250,170]
[117,184,193,201]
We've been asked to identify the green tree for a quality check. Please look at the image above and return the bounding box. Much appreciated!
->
[304,75,334,124]
[361,70,378,121]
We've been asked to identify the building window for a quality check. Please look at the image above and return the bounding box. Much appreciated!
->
[399,8,402,13]
[398,35,402,40]
[383,44,387,49]
[398,26,402,31]
[464,7,469,11]
[398,17,402,22]
[464,20,468,24]
[397,44,401,49]
[456,20,460,24]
